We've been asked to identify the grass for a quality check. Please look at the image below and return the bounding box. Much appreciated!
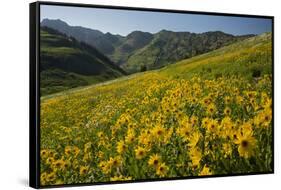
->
[40,28,126,96]
[159,32,272,80]
[39,33,273,186]
[41,47,80,56]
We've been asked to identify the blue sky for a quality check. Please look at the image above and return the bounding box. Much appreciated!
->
[41,5,272,36]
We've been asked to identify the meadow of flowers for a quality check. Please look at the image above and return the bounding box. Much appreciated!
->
[40,71,272,186]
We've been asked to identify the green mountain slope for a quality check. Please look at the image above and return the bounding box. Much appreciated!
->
[41,19,254,74]
[41,19,153,66]
[159,32,272,80]
[42,32,271,100]
[110,31,154,64]
[41,19,125,56]
[124,30,254,73]
[40,27,126,95]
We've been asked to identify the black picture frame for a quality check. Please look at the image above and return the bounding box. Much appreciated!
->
[30,1,274,189]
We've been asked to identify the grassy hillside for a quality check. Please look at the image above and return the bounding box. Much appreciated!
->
[42,19,255,74]
[40,27,126,95]
[160,32,272,79]
[40,33,272,186]
[110,31,154,65]
[123,31,254,73]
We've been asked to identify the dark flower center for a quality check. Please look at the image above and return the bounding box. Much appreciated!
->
[157,130,163,135]
[241,140,249,148]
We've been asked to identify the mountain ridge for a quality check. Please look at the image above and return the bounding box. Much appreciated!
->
[41,18,255,73]
[40,26,126,95]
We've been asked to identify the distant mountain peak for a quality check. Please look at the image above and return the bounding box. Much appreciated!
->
[128,30,152,35]
[41,18,104,36]
[160,29,170,32]
[127,31,153,39]
[41,18,69,27]
[201,30,233,36]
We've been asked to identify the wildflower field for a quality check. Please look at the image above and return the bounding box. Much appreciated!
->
[40,33,273,186]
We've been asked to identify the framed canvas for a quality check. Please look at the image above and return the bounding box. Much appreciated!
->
[29,1,274,188]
